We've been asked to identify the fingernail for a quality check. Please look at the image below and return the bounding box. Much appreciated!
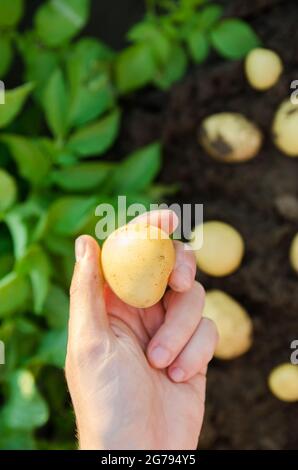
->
[150,346,170,367]
[170,367,185,382]
[75,236,86,261]
[175,265,193,289]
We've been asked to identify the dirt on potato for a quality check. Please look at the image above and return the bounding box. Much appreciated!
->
[118,0,298,450]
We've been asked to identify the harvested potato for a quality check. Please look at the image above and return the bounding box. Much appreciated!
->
[268,364,298,402]
[203,290,253,360]
[290,233,298,273]
[191,221,244,277]
[245,48,283,90]
[273,100,298,157]
[199,112,263,163]
[101,223,175,308]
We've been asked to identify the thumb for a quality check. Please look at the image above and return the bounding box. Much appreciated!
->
[69,235,109,343]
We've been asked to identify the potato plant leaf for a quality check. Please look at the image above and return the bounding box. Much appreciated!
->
[2,370,49,430]
[68,109,120,157]
[211,19,261,59]
[0,83,34,128]
[47,196,97,236]
[42,69,69,139]
[111,143,161,194]
[0,0,24,27]
[51,162,114,192]
[1,135,52,184]
[0,35,13,77]
[0,272,30,317]
[34,0,91,47]
[0,169,17,212]
[115,43,157,94]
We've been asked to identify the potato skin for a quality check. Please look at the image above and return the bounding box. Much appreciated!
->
[191,221,244,277]
[268,364,298,402]
[272,100,298,157]
[245,48,283,91]
[102,223,175,308]
[203,290,253,360]
[199,112,262,163]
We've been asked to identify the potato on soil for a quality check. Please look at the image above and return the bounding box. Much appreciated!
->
[191,221,244,277]
[290,233,298,273]
[268,364,298,402]
[245,48,283,91]
[203,290,253,360]
[272,100,298,157]
[199,112,263,163]
[101,223,175,308]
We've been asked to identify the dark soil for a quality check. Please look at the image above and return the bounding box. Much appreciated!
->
[120,0,298,450]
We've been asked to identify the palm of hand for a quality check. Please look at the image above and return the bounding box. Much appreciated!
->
[92,292,205,450]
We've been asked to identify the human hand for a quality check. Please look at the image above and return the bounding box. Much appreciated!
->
[65,210,218,450]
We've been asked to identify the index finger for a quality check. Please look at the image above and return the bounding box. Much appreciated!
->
[130,209,179,235]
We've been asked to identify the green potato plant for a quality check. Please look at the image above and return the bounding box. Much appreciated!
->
[0,0,260,450]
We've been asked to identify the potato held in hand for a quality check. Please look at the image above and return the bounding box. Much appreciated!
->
[102,223,175,308]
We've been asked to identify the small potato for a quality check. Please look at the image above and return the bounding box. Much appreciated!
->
[268,364,298,402]
[290,233,298,273]
[203,290,253,360]
[101,223,175,308]
[245,48,283,91]
[199,112,263,163]
[272,100,298,157]
[191,221,244,277]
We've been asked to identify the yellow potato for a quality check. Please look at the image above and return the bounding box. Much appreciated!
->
[203,290,253,360]
[199,112,262,163]
[245,48,283,91]
[268,364,298,402]
[101,223,175,308]
[272,100,298,157]
[290,233,298,273]
[191,221,244,277]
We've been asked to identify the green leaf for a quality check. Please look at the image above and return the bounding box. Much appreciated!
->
[35,0,91,47]
[0,35,13,78]
[0,272,30,316]
[68,109,120,157]
[48,196,97,236]
[0,253,14,278]
[2,135,52,184]
[66,38,115,127]
[2,370,49,431]
[0,83,34,128]
[198,4,223,30]
[0,426,36,450]
[0,0,24,27]
[5,212,28,259]
[43,284,69,329]
[127,22,171,65]
[111,143,161,194]
[154,44,187,89]
[211,19,261,59]
[0,169,17,211]
[186,29,209,63]
[42,69,69,139]
[51,162,114,192]
[115,43,157,94]
[18,245,51,314]
[36,328,67,368]
[18,33,59,101]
